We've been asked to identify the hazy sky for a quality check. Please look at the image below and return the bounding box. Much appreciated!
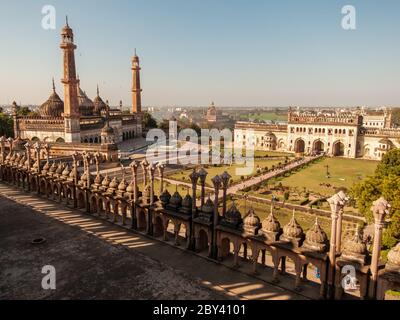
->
[0,0,399,107]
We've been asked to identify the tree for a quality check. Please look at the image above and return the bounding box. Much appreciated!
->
[0,112,13,137]
[351,149,400,249]
[142,111,157,128]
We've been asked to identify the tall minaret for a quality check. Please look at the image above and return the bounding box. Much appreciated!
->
[60,17,80,143]
[131,51,142,114]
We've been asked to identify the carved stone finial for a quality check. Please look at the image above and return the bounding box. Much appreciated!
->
[371,197,390,222]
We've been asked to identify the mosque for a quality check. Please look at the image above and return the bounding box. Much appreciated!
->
[11,19,143,147]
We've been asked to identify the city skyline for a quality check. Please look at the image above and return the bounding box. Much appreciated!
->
[1,0,400,107]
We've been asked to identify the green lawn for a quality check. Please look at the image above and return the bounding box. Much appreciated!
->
[221,149,294,158]
[167,158,283,187]
[270,157,378,197]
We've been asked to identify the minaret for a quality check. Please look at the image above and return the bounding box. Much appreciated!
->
[131,50,142,114]
[12,101,19,138]
[60,17,80,143]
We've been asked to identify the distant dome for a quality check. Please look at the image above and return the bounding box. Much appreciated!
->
[78,87,95,116]
[101,122,114,135]
[39,88,64,118]
[93,87,107,115]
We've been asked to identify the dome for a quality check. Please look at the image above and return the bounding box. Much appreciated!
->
[78,87,95,116]
[343,229,368,256]
[302,218,329,252]
[283,212,304,239]
[12,137,25,151]
[55,162,65,175]
[182,194,193,208]
[224,202,243,228]
[93,87,107,115]
[243,208,261,235]
[39,82,64,118]
[69,167,77,179]
[170,191,183,207]
[62,164,71,177]
[101,122,114,135]
[108,177,119,189]
[118,178,128,192]
[42,161,50,173]
[262,210,281,233]
[49,162,57,173]
[306,218,328,244]
[101,174,111,187]
[159,189,171,204]
[387,242,400,267]
[126,181,135,194]
[201,198,214,214]
[94,173,103,185]
[244,208,261,228]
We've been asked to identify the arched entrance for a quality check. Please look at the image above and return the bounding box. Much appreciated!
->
[313,140,324,154]
[197,229,209,253]
[295,139,305,153]
[333,141,345,157]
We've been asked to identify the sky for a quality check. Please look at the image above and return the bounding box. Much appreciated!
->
[0,0,399,107]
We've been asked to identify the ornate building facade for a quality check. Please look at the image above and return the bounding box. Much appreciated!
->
[1,139,399,300]
[234,108,400,160]
[12,21,143,145]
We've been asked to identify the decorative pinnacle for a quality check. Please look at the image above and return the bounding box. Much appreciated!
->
[66,15,69,27]
[52,78,55,93]
[96,84,99,96]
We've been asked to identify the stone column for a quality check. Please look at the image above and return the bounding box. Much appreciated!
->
[327,191,347,299]
[335,190,347,253]
[82,152,92,190]
[44,143,50,164]
[189,169,199,250]
[149,164,156,206]
[336,208,344,253]
[198,167,208,207]
[157,164,165,194]
[211,175,222,259]
[220,171,232,217]
[369,197,390,299]
[71,152,79,186]
[141,159,149,188]
[33,143,41,195]
[130,160,139,229]
[0,136,5,164]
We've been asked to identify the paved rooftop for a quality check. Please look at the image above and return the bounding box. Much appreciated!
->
[0,184,306,300]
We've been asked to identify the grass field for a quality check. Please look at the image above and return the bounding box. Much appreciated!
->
[221,149,294,158]
[269,157,378,196]
[167,158,283,187]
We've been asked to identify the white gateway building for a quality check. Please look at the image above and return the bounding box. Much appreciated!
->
[234,108,400,161]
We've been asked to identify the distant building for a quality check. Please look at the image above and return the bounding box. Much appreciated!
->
[234,108,400,161]
[12,21,143,145]
[202,102,234,129]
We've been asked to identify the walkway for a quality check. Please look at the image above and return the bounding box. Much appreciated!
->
[0,183,308,300]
